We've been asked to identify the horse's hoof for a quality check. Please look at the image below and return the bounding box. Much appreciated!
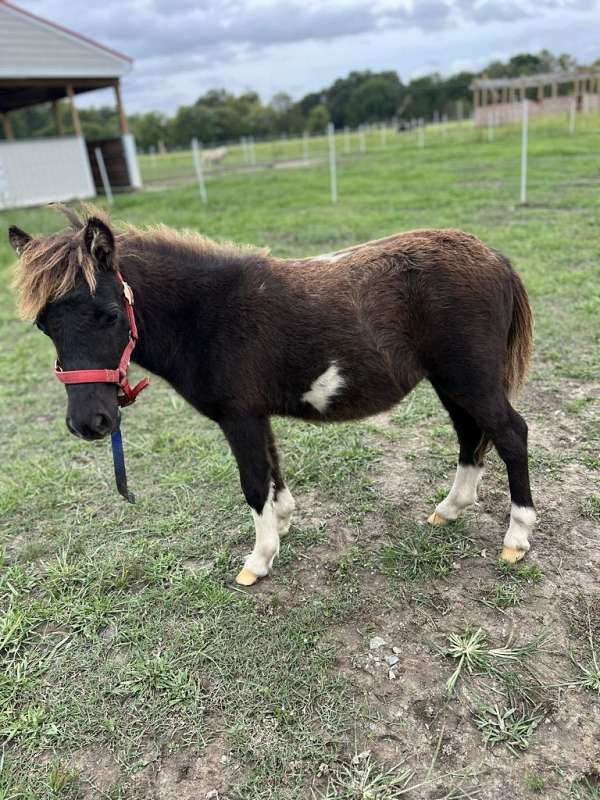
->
[427,511,449,526]
[235,568,259,586]
[500,547,526,564]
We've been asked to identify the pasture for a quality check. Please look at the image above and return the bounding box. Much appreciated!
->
[1,116,599,799]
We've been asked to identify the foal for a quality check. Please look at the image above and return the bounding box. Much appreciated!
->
[9,207,535,586]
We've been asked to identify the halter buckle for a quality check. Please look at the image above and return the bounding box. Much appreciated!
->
[122,281,134,305]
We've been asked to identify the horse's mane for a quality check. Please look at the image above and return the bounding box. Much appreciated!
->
[13,204,101,320]
[12,204,268,320]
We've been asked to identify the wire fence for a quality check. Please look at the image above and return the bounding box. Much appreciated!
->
[133,110,600,207]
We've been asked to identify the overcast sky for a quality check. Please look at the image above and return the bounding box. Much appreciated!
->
[22,0,600,113]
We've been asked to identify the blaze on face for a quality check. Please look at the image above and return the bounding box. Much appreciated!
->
[9,218,131,441]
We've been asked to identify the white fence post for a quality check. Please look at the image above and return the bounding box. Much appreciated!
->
[94,147,113,205]
[302,130,309,161]
[569,99,576,134]
[520,99,528,205]
[327,122,337,204]
[441,113,448,137]
[191,137,207,204]
[487,111,495,142]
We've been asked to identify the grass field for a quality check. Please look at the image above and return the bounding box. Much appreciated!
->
[1,114,599,799]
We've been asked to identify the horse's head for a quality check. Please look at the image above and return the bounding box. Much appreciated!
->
[9,212,131,440]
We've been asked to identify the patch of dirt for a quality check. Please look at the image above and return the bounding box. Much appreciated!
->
[126,740,243,799]
[68,748,121,798]
[247,378,600,799]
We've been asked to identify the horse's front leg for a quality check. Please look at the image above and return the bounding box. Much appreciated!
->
[267,421,296,536]
[221,415,280,586]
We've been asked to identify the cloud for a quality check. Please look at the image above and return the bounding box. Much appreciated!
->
[21,0,600,111]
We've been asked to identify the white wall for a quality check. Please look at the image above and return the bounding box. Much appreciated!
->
[0,3,130,79]
[0,136,96,210]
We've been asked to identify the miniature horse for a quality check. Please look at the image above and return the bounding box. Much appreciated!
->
[9,207,535,586]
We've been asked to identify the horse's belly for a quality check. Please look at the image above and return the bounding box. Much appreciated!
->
[281,358,418,422]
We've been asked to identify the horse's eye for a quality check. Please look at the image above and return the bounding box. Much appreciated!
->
[95,308,119,326]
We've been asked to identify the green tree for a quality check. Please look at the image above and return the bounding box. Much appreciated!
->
[306,104,330,133]
[344,74,403,125]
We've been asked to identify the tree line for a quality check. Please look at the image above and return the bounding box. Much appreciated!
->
[3,50,595,150]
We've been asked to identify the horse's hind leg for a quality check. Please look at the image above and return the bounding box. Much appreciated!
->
[428,385,488,525]
[267,423,296,535]
[485,402,535,563]
[429,379,535,562]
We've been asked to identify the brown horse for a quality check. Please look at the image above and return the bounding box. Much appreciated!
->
[9,206,535,586]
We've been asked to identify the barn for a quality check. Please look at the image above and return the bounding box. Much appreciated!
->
[0,0,141,209]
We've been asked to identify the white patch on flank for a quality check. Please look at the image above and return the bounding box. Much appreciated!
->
[504,504,536,551]
[302,361,345,413]
[312,250,350,263]
[243,484,280,578]
[435,464,484,520]
[273,486,296,535]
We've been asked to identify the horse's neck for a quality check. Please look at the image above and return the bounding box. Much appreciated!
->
[117,238,251,384]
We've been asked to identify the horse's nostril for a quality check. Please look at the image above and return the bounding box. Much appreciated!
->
[92,413,112,435]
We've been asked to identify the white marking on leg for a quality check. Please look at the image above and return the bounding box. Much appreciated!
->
[243,484,280,577]
[435,464,484,520]
[503,504,536,551]
[302,361,345,413]
[274,486,295,535]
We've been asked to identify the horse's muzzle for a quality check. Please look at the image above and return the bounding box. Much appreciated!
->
[66,412,114,441]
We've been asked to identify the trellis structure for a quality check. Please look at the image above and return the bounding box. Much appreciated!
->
[471,69,600,126]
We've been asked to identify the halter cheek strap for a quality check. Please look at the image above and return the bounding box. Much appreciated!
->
[53,272,149,407]
[52,272,149,503]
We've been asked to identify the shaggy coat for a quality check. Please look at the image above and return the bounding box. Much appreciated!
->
[9,208,536,585]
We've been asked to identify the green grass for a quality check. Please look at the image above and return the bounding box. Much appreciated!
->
[380,514,476,581]
[472,702,545,755]
[1,112,600,797]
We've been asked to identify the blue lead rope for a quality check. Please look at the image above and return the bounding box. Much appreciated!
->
[111,427,135,503]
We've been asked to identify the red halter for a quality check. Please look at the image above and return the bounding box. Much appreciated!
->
[54,272,150,407]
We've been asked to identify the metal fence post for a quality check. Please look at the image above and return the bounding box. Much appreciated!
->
[327,122,337,204]
[191,137,207,204]
[520,99,528,205]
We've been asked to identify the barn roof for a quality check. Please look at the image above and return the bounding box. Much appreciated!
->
[0,0,132,113]
[471,69,600,91]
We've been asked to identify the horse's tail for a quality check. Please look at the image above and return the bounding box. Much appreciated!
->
[504,262,534,399]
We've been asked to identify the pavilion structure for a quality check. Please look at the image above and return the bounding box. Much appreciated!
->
[471,69,600,125]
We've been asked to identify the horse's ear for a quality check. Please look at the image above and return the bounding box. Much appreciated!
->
[83,217,115,271]
[8,226,32,256]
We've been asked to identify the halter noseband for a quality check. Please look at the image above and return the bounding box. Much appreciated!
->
[53,272,149,407]
[53,271,149,503]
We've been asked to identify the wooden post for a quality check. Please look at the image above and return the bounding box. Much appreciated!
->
[94,147,113,205]
[537,83,543,102]
[114,81,129,134]
[1,111,14,140]
[66,86,82,136]
[52,100,64,135]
